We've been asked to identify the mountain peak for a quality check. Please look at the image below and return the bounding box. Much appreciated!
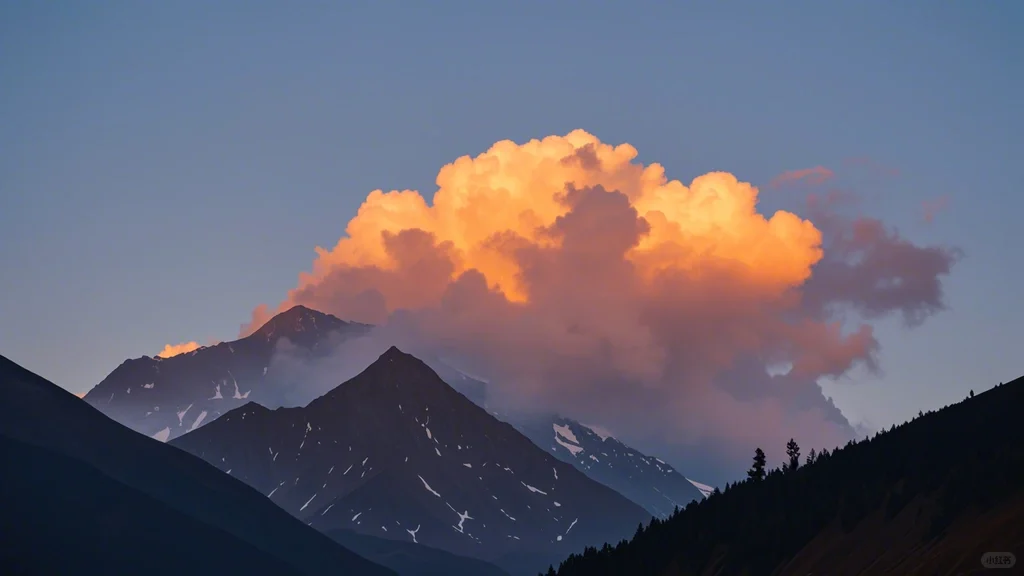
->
[379,345,412,361]
[248,305,372,351]
[312,345,456,412]
[253,305,340,337]
[84,304,372,444]
[170,348,651,575]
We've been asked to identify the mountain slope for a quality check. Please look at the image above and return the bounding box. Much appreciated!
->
[86,302,708,522]
[0,434,301,575]
[553,375,1024,576]
[84,305,369,442]
[511,415,706,518]
[0,354,394,576]
[428,364,707,518]
[171,346,651,575]
[325,529,510,576]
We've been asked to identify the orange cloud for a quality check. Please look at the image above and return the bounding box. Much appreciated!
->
[769,166,835,189]
[245,132,823,331]
[247,130,957,478]
[156,341,201,358]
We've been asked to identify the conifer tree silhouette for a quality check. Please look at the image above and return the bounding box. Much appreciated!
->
[747,447,767,481]
[785,438,801,472]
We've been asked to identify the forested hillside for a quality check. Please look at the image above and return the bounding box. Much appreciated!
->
[549,375,1024,576]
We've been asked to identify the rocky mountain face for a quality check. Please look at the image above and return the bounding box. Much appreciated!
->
[84,302,708,524]
[170,347,651,576]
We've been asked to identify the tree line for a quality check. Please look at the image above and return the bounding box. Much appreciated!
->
[545,378,1023,575]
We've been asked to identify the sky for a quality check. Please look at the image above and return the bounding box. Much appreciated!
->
[2,1,1022,462]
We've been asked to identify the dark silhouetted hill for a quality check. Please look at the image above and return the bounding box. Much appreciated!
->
[0,354,394,576]
[550,375,1024,576]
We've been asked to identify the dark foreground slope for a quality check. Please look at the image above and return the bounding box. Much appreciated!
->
[553,375,1024,576]
[0,435,301,575]
[0,354,393,576]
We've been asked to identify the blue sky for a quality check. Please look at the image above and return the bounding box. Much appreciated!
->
[1,1,1021,433]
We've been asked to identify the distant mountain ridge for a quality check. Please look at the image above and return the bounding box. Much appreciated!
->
[509,415,707,518]
[170,346,651,576]
[83,305,370,442]
[425,364,709,517]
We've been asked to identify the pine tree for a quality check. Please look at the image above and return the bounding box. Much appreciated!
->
[747,447,767,481]
[786,438,801,472]
[806,448,817,465]
[969,389,975,398]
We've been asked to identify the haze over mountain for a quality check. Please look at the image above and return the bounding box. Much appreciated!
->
[510,415,707,519]
[83,305,370,443]
[85,304,717,511]
[0,354,394,576]
[429,367,709,517]
[170,346,652,576]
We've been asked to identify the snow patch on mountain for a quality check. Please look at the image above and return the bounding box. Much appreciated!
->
[418,475,442,498]
[521,481,548,495]
[553,423,579,444]
[686,477,715,498]
[176,404,192,426]
[189,410,208,431]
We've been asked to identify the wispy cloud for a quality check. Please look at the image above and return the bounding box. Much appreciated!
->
[921,195,950,224]
[769,166,835,189]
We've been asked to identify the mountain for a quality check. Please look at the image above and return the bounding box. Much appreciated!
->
[84,302,710,521]
[552,375,1024,576]
[325,529,510,576]
[425,364,708,518]
[0,354,393,576]
[510,415,707,518]
[170,346,652,576]
[84,305,370,442]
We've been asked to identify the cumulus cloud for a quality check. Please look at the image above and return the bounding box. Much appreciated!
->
[156,341,201,358]
[244,130,958,478]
